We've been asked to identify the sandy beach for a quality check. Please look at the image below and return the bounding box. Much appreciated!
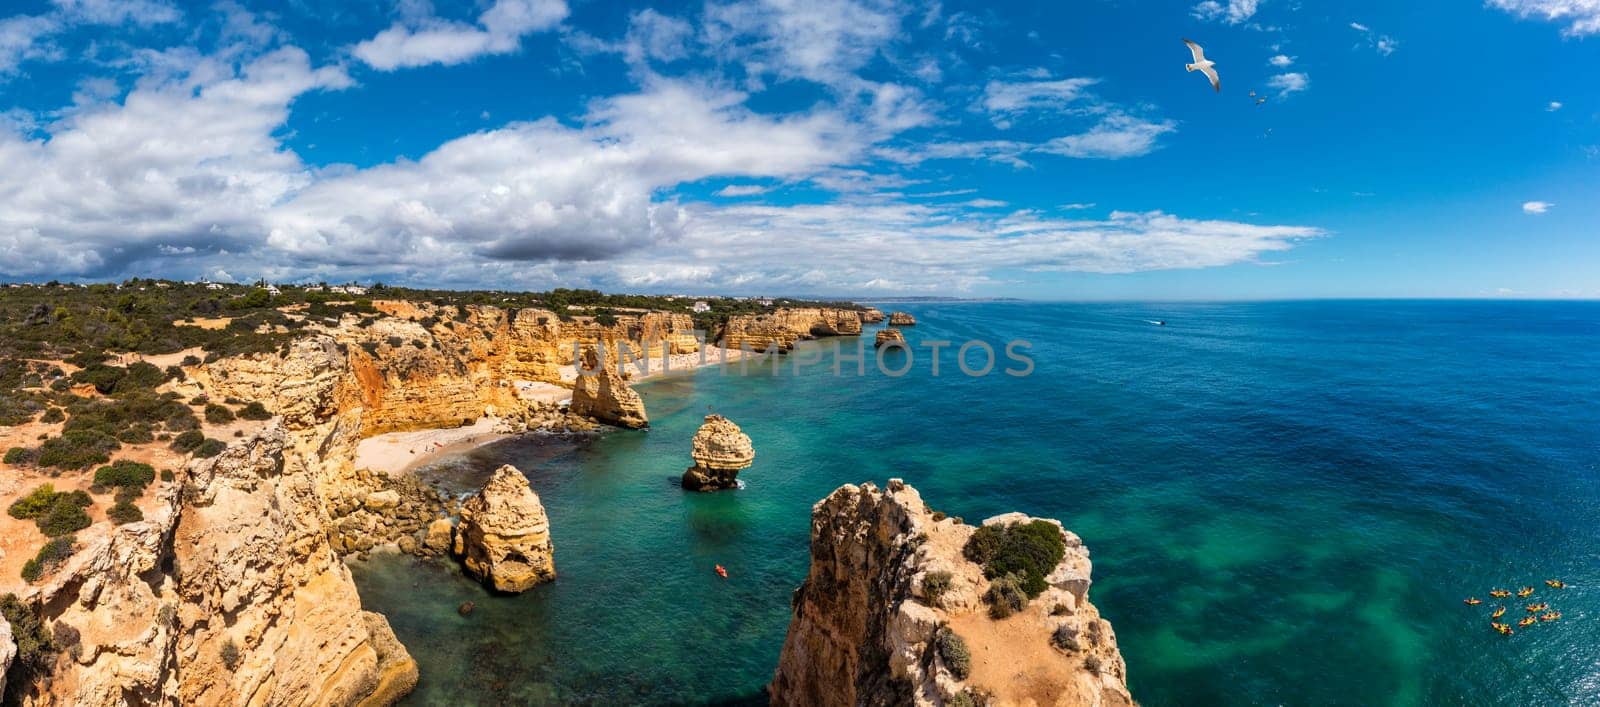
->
[356,346,758,475]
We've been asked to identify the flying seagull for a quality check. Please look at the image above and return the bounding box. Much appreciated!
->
[1183,39,1220,92]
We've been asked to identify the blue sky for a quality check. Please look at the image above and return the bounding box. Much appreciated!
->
[0,0,1596,299]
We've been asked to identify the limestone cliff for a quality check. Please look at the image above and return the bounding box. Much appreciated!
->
[860,307,886,324]
[681,415,755,491]
[722,308,865,352]
[888,312,917,326]
[770,480,1133,707]
[1,614,12,698]
[569,348,649,429]
[875,328,906,348]
[453,465,556,592]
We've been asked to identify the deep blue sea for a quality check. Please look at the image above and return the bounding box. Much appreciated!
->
[350,301,1600,705]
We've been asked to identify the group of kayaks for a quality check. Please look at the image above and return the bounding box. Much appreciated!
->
[1465,580,1567,636]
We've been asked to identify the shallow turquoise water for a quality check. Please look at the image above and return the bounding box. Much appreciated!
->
[350,301,1600,705]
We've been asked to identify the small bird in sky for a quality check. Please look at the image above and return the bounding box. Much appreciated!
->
[1256,97,1266,105]
[1183,39,1220,92]
[1249,90,1257,97]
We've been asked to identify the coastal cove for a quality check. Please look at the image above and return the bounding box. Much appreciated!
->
[350,300,1600,705]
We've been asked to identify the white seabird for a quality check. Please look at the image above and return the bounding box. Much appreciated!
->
[1183,39,1220,92]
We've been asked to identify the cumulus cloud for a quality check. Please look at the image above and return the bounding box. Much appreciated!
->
[2,0,181,75]
[716,184,771,197]
[1522,200,1553,214]
[1268,54,1294,67]
[980,75,1099,127]
[352,0,569,70]
[1547,101,1563,111]
[1488,0,1600,35]
[1191,0,1261,24]
[1267,72,1308,98]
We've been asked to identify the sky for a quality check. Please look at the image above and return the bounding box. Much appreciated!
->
[0,0,1596,299]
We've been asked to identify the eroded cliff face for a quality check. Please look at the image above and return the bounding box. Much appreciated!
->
[722,308,866,352]
[770,480,1133,707]
[569,348,648,429]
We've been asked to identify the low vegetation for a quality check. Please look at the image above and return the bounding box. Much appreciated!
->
[982,572,1028,619]
[20,535,76,583]
[1,593,54,702]
[963,520,1066,600]
[8,484,93,536]
[921,570,953,607]
[93,459,156,490]
[934,626,972,680]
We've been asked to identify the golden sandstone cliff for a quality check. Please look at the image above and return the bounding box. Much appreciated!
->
[722,308,866,352]
[770,480,1133,707]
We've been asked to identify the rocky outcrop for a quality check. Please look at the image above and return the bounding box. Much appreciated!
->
[874,328,906,348]
[569,348,648,429]
[888,312,917,326]
[860,307,886,324]
[722,308,864,352]
[453,465,555,593]
[0,613,12,698]
[681,415,755,491]
[770,480,1132,707]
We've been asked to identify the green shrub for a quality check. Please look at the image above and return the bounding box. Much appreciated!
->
[94,460,156,489]
[171,430,206,452]
[70,364,125,394]
[983,573,1028,619]
[114,361,165,393]
[204,404,235,424]
[38,495,93,536]
[8,484,61,519]
[36,429,119,470]
[116,424,155,444]
[181,355,202,366]
[160,469,175,482]
[922,571,953,607]
[935,626,971,680]
[962,520,1065,599]
[0,593,54,687]
[107,502,143,524]
[5,446,36,465]
[1051,602,1070,616]
[220,638,241,670]
[948,690,989,707]
[195,439,227,458]
[20,535,76,582]
[40,407,65,424]
[237,401,272,421]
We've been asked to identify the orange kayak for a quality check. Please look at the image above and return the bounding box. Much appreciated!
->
[715,565,728,578]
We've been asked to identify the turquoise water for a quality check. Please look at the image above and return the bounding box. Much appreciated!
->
[349,301,1600,705]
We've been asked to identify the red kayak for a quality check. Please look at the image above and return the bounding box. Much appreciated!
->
[715,565,728,578]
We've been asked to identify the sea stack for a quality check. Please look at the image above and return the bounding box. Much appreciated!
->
[453,464,556,592]
[769,480,1132,707]
[859,307,886,324]
[681,415,755,491]
[874,328,906,348]
[569,347,649,429]
[888,311,917,326]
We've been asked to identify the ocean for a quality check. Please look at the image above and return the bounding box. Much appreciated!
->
[349,300,1600,705]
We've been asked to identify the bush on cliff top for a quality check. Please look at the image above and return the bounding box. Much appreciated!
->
[1,593,54,699]
[94,459,157,490]
[935,626,972,680]
[37,494,93,537]
[983,573,1028,619]
[204,403,235,424]
[962,520,1065,600]
[921,570,953,608]
[237,401,272,421]
[20,535,76,583]
[170,429,205,453]
[194,438,227,458]
[107,501,143,525]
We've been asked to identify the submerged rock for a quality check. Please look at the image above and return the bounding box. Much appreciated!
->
[569,347,649,429]
[888,311,917,326]
[769,479,1133,707]
[874,328,906,348]
[453,465,556,592]
[681,415,755,491]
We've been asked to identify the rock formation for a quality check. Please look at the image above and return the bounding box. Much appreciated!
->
[859,307,886,324]
[770,480,1132,707]
[0,614,12,698]
[681,415,755,491]
[569,347,649,429]
[874,328,906,348]
[888,311,917,326]
[454,464,556,592]
[722,308,865,352]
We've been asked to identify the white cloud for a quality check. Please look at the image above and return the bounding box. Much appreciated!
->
[1039,113,1177,159]
[1522,201,1553,214]
[1060,203,1096,210]
[980,75,1099,126]
[1191,0,1261,24]
[1268,54,1294,67]
[1267,72,1308,98]
[1488,0,1600,35]
[716,184,771,197]
[2,0,182,76]
[1349,21,1398,55]
[352,0,569,70]
[1547,101,1564,111]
